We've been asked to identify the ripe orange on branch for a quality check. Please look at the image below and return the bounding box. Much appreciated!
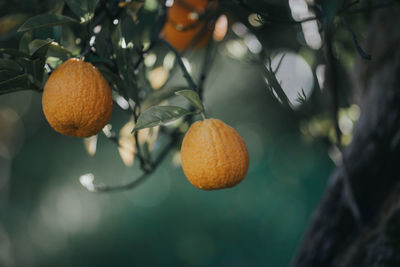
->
[161,0,216,51]
[42,58,113,138]
[181,118,249,190]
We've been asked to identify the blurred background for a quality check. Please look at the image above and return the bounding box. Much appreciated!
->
[0,0,368,266]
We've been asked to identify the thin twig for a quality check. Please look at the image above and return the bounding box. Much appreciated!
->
[340,17,371,60]
[160,39,198,92]
[87,130,179,193]
[132,104,153,172]
[133,40,158,71]
[197,20,218,100]
[88,172,150,193]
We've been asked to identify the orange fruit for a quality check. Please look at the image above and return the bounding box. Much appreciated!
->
[181,118,249,190]
[161,0,214,51]
[42,58,113,137]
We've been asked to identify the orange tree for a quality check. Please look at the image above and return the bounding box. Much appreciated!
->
[0,0,373,191]
[1,0,399,265]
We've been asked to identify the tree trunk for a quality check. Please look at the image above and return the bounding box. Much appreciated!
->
[292,4,400,267]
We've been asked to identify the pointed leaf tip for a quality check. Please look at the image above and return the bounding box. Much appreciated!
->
[175,89,204,111]
[132,106,193,132]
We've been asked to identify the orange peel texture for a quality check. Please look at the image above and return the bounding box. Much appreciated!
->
[181,118,249,190]
[42,58,113,138]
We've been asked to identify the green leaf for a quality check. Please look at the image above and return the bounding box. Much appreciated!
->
[65,0,99,23]
[0,74,32,95]
[18,14,78,32]
[119,0,145,22]
[31,41,51,59]
[175,89,204,111]
[0,59,22,72]
[111,23,139,102]
[30,41,51,83]
[133,106,193,131]
[0,48,30,58]
[19,32,33,54]
[15,57,34,75]
[142,86,188,110]
[96,64,124,94]
[29,39,72,60]
[0,70,21,81]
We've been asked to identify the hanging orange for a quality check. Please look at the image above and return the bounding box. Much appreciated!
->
[181,118,249,190]
[42,58,113,138]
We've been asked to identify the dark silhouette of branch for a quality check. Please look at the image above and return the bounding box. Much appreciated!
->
[160,39,198,92]
[340,17,371,60]
[85,132,178,193]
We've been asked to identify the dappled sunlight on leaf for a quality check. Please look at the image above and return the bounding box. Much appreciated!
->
[65,0,100,23]
[83,135,97,156]
[148,66,169,90]
[102,124,113,138]
[172,150,182,167]
[118,120,136,166]
[224,39,248,60]
[213,14,228,42]
[118,119,160,166]
[231,22,248,37]
[79,173,95,191]
[119,0,145,22]
[300,104,361,146]
[163,52,176,71]
[243,33,262,54]
[316,64,326,90]
[288,0,321,50]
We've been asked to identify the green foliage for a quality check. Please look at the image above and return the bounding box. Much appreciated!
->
[175,89,204,111]
[133,106,194,132]
[0,0,383,189]
[19,32,33,53]
[0,59,22,72]
[17,14,78,32]
[0,40,51,95]
[30,41,51,84]
[65,0,99,23]
[29,39,72,60]
[111,22,139,102]
[0,73,31,94]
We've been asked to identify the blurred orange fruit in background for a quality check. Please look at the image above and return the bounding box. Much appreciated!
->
[161,0,216,51]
